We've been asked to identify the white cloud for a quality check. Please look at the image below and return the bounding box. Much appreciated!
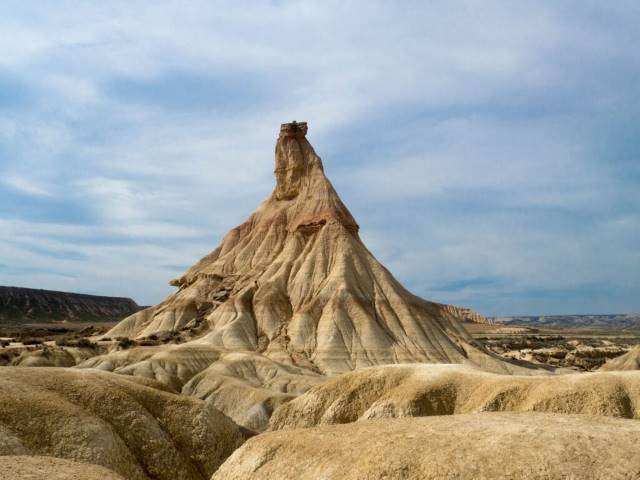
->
[0,1,638,312]
[2,175,53,197]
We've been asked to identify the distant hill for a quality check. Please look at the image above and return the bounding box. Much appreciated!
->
[0,286,141,324]
[491,314,640,330]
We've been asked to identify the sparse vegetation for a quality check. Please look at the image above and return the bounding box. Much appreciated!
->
[75,337,94,348]
[55,336,96,348]
[117,337,136,349]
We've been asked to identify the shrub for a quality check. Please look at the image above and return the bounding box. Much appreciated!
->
[75,337,94,348]
[55,337,71,347]
[117,338,136,349]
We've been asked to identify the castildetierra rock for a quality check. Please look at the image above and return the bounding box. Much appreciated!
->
[105,122,529,376]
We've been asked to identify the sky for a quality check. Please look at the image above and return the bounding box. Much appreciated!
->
[0,1,638,316]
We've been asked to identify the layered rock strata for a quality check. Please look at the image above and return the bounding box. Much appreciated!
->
[106,122,526,376]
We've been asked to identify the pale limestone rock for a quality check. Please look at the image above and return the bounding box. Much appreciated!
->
[0,367,245,480]
[11,346,99,367]
[213,413,640,480]
[78,345,322,430]
[443,304,493,324]
[600,345,640,371]
[269,364,640,430]
[0,456,125,480]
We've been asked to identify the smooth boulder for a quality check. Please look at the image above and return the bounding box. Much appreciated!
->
[215,413,640,480]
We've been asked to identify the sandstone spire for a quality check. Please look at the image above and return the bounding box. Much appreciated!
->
[107,122,518,375]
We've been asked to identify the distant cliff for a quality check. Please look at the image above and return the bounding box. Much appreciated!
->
[442,305,493,324]
[0,286,141,323]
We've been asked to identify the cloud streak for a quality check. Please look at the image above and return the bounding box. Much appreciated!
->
[0,1,638,315]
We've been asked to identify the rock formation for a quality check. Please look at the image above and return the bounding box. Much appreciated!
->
[0,456,125,480]
[0,286,140,323]
[11,345,99,367]
[600,345,640,371]
[79,345,323,430]
[213,413,640,480]
[484,336,632,371]
[106,121,526,376]
[442,304,493,324]
[268,364,640,430]
[0,367,245,479]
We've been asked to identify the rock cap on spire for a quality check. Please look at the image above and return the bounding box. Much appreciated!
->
[280,121,308,138]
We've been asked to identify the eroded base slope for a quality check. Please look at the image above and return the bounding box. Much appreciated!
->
[601,345,640,371]
[214,413,640,480]
[0,367,245,480]
[77,345,323,430]
[269,364,640,429]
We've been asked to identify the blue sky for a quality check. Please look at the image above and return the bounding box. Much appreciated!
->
[0,1,638,315]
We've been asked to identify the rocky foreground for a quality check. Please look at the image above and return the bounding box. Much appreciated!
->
[214,413,640,480]
[0,456,126,480]
[0,367,245,480]
[269,364,640,429]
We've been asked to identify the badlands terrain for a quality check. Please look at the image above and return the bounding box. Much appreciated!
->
[2,122,640,479]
